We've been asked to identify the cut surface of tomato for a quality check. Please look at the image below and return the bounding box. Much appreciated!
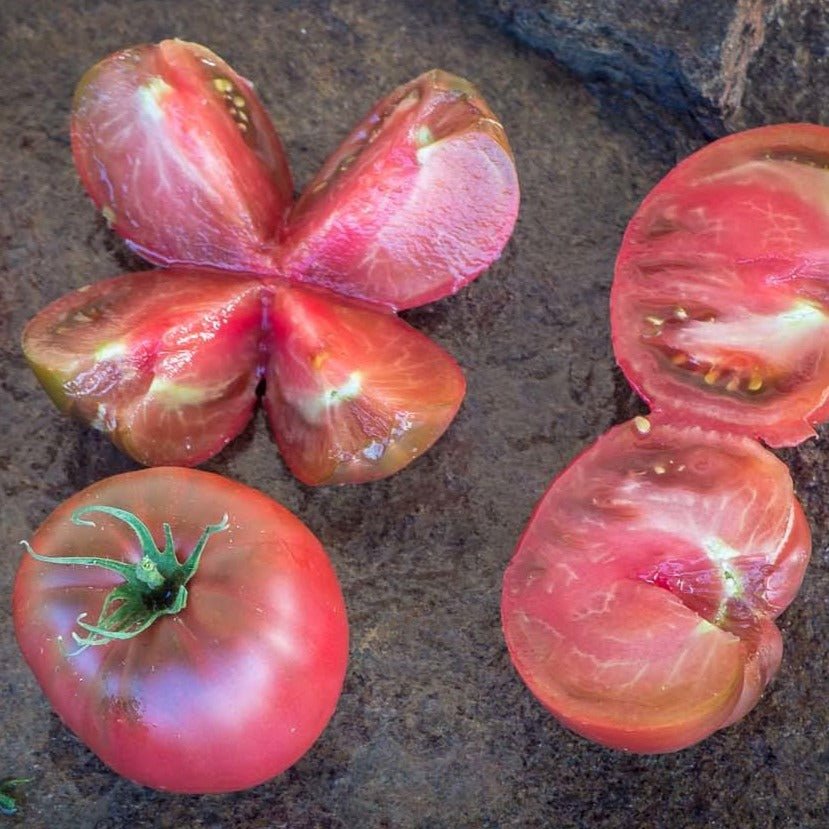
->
[612,123,829,446]
[263,283,466,484]
[22,269,264,466]
[277,70,520,310]
[71,39,293,272]
[502,417,811,753]
[14,468,348,793]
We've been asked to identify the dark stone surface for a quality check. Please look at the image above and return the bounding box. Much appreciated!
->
[467,0,829,141]
[0,1,826,827]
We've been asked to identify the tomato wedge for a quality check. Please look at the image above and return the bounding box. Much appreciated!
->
[612,124,829,446]
[502,417,811,753]
[263,283,466,484]
[21,269,264,466]
[71,39,293,272]
[14,468,348,793]
[277,70,520,310]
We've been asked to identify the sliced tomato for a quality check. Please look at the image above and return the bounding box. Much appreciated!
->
[612,123,829,446]
[502,417,811,753]
[277,70,520,310]
[22,269,264,466]
[263,282,466,484]
[71,39,293,272]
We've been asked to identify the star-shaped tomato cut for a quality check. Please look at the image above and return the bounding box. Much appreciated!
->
[23,39,519,484]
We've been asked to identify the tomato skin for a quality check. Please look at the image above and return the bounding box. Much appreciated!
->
[13,468,349,793]
[263,282,466,484]
[71,40,293,273]
[21,269,265,467]
[611,123,829,446]
[502,418,810,753]
[277,70,520,310]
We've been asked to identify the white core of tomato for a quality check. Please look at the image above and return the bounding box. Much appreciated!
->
[664,298,828,370]
[137,77,172,122]
[95,342,128,362]
[298,371,363,423]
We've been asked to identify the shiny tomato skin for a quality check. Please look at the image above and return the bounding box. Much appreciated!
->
[502,417,810,753]
[21,269,265,467]
[13,468,349,793]
[263,282,466,485]
[71,39,292,273]
[277,70,520,310]
[612,123,829,446]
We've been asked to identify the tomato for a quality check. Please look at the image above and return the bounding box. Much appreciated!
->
[13,468,349,793]
[611,123,829,446]
[263,283,466,484]
[21,269,264,467]
[502,417,811,753]
[277,70,520,310]
[71,39,293,273]
[28,42,520,481]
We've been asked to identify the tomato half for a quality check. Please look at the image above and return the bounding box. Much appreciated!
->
[612,124,829,446]
[263,283,466,484]
[502,417,811,753]
[71,39,293,273]
[278,70,520,310]
[21,269,265,467]
[13,468,349,793]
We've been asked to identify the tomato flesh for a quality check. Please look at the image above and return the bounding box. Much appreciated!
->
[502,417,811,753]
[22,269,264,466]
[612,123,829,446]
[277,70,520,310]
[13,468,349,793]
[263,283,466,484]
[71,39,293,272]
[32,45,521,480]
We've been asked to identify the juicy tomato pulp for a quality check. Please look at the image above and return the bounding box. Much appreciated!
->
[22,271,465,482]
[612,124,829,446]
[71,40,293,273]
[264,284,465,484]
[22,269,264,466]
[277,70,520,310]
[13,469,349,793]
[34,40,519,480]
[502,418,810,753]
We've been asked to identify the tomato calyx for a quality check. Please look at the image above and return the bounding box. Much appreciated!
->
[21,505,229,652]
[0,778,31,816]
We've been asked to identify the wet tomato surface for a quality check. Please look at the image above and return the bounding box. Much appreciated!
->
[502,417,811,753]
[612,124,829,446]
[23,40,519,482]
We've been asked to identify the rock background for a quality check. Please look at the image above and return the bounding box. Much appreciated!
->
[0,1,826,827]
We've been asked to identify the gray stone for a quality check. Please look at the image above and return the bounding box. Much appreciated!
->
[467,0,829,137]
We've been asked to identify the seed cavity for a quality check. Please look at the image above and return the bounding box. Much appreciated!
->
[212,76,251,136]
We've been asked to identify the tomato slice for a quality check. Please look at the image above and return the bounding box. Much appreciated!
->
[277,70,520,310]
[71,39,293,273]
[612,124,829,446]
[502,417,811,753]
[14,468,348,793]
[22,269,264,466]
[263,283,466,484]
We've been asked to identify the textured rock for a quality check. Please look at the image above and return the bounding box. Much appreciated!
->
[467,0,829,138]
[1,0,827,827]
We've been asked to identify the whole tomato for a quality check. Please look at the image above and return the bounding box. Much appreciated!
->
[13,468,349,793]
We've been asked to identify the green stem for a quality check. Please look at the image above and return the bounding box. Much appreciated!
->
[22,507,229,654]
[0,778,31,816]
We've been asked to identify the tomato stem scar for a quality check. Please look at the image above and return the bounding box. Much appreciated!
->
[0,778,32,816]
[21,507,229,653]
